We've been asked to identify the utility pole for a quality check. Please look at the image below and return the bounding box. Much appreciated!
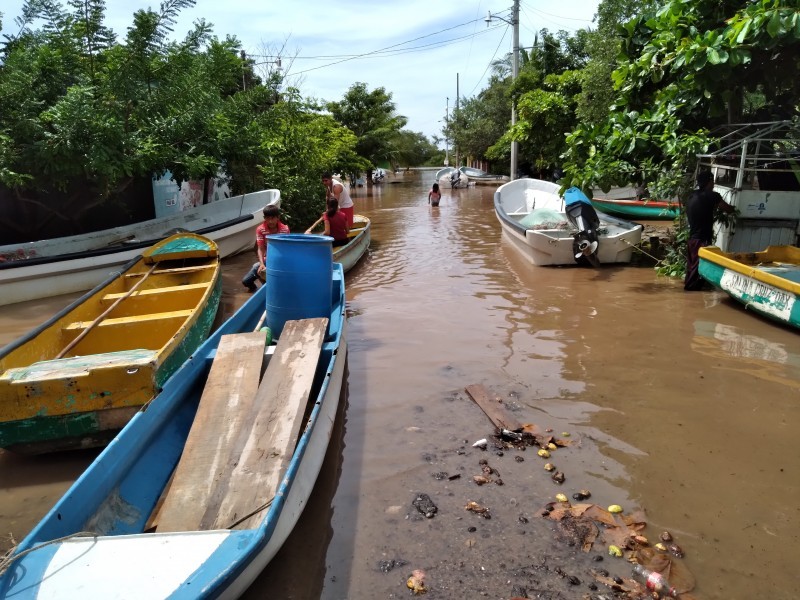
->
[510,0,519,181]
[445,97,450,167]
[455,73,460,169]
[486,0,520,180]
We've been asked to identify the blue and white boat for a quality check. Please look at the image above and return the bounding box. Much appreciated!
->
[0,237,347,599]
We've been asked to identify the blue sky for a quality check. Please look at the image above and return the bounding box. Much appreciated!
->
[0,1,599,141]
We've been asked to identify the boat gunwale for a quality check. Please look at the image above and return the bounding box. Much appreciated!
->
[699,245,800,296]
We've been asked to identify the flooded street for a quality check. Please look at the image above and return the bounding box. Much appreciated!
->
[1,170,798,599]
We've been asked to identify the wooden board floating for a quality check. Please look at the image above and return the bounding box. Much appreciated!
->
[154,318,328,532]
[465,383,524,431]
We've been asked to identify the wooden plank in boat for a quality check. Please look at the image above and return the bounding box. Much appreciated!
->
[465,383,524,431]
[154,331,267,532]
[211,317,327,530]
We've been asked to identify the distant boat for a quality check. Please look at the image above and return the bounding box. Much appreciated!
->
[372,168,386,183]
[334,214,371,273]
[0,233,221,453]
[590,197,679,220]
[699,245,800,329]
[0,190,280,307]
[435,166,469,189]
[0,250,347,598]
[494,178,643,266]
[459,166,509,186]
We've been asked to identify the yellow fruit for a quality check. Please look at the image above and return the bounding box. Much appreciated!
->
[547,442,557,450]
[561,432,570,437]
[607,504,623,514]
[555,493,569,503]
[655,542,668,552]
[544,463,555,471]
[608,545,623,557]
[537,449,550,458]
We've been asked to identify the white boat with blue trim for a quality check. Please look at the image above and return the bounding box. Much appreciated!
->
[0,190,281,307]
[0,239,347,599]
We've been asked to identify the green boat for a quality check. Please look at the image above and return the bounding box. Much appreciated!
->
[591,197,680,220]
[698,245,800,330]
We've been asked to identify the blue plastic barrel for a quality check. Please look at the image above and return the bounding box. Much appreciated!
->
[265,234,333,338]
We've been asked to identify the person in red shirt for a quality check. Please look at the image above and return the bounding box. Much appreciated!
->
[322,198,350,247]
[242,204,290,292]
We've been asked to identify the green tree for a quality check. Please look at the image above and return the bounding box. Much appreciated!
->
[327,82,408,174]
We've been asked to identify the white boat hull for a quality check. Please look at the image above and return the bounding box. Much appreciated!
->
[0,190,280,307]
[494,178,643,266]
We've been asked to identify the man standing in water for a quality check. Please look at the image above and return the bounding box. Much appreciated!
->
[322,172,354,228]
[684,170,735,291]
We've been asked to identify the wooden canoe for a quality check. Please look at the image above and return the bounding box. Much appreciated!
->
[0,233,222,452]
[698,245,800,329]
[590,197,680,220]
[0,189,279,307]
[0,261,347,599]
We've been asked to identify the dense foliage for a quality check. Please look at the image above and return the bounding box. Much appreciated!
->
[0,1,429,240]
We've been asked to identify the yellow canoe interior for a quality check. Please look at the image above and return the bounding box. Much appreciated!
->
[0,233,220,423]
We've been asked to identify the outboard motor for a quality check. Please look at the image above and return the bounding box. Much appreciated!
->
[450,170,461,188]
[564,187,601,266]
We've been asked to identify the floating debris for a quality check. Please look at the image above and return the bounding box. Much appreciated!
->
[660,531,673,542]
[537,449,550,458]
[465,501,491,517]
[412,493,438,518]
[472,438,488,449]
[608,504,623,514]
[544,462,556,472]
[406,569,427,595]
[669,543,685,558]
[472,475,490,486]
[555,493,569,503]
[378,558,408,573]
[551,471,566,484]
[608,545,623,557]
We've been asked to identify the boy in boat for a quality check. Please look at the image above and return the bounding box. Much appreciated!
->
[321,198,350,247]
[241,204,290,292]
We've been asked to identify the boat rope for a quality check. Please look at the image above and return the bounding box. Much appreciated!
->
[227,498,274,529]
[0,531,99,576]
[621,237,660,262]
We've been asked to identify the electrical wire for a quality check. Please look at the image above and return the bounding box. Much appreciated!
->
[260,18,506,76]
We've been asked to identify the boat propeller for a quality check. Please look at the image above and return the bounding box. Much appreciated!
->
[574,239,598,259]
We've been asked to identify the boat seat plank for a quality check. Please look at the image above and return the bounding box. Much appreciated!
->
[1,349,156,383]
[101,283,209,302]
[153,332,268,533]
[64,309,194,331]
[125,264,217,277]
[211,317,327,531]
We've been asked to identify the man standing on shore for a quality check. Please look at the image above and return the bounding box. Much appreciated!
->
[684,171,735,291]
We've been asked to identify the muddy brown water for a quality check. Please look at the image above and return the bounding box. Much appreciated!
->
[1,170,798,599]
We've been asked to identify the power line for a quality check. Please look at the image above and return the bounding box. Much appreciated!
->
[269,18,506,76]
[469,26,509,96]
